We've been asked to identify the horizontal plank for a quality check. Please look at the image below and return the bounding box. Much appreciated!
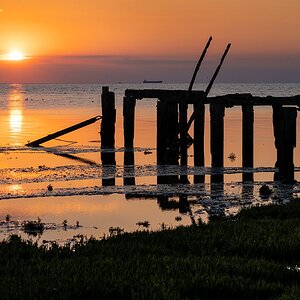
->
[125,89,205,101]
[125,89,300,106]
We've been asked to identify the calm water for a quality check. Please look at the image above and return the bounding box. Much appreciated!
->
[0,83,300,243]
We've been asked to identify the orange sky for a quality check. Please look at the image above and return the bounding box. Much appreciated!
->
[0,0,299,83]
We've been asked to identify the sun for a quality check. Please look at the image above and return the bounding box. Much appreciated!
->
[8,51,25,61]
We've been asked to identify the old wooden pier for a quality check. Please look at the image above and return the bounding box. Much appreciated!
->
[101,86,300,184]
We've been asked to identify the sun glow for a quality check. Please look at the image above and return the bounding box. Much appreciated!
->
[8,51,25,61]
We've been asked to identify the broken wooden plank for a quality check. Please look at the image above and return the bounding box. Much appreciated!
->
[26,116,101,147]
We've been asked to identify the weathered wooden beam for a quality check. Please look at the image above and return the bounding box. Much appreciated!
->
[242,105,254,182]
[212,95,300,107]
[26,116,101,147]
[125,89,300,106]
[210,103,225,183]
[125,89,205,102]
[193,102,205,183]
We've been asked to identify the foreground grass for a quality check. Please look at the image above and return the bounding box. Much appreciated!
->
[2,202,300,299]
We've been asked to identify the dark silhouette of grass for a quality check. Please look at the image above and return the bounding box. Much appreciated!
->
[1,201,300,299]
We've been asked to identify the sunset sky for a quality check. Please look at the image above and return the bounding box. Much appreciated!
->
[0,0,299,83]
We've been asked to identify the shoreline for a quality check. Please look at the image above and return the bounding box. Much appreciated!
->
[1,200,300,299]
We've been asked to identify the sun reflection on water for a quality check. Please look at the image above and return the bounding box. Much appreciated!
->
[8,84,24,145]
[10,109,22,133]
[7,184,24,194]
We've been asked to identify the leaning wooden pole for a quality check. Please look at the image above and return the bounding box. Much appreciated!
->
[26,116,101,147]
[179,37,213,167]
[186,43,231,131]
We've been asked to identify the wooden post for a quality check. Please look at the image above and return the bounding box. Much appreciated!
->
[123,96,136,185]
[157,99,179,165]
[210,103,225,183]
[123,96,136,149]
[102,165,116,186]
[124,151,135,186]
[157,100,168,165]
[179,101,189,183]
[101,86,116,165]
[272,105,282,181]
[157,99,179,184]
[193,103,205,183]
[179,101,188,166]
[279,107,297,183]
[242,182,254,203]
[242,105,254,182]
[166,101,179,165]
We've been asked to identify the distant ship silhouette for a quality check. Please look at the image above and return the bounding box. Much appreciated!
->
[143,80,163,83]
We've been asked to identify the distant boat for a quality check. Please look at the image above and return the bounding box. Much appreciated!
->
[143,80,163,83]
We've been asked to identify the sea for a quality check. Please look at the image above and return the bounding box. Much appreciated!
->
[0,82,300,243]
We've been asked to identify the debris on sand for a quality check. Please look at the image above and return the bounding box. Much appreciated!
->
[228,152,236,161]
[259,184,272,197]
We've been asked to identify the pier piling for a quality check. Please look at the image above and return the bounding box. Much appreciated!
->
[242,105,254,181]
[157,99,179,183]
[101,86,116,165]
[193,102,205,183]
[210,103,225,183]
[123,96,136,149]
[97,88,300,186]
[279,107,297,183]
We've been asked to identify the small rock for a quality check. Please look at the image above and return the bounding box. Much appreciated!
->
[259,184,272,197]
[47,184,53,191]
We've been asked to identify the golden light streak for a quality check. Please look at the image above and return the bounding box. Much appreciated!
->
[9,109,23,133]
[8,84,24,145]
